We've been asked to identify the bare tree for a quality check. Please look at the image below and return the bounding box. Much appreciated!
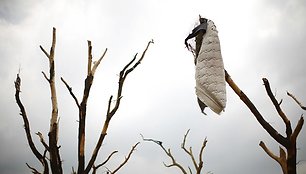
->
[225,70,304,174]
[185,16,304,174]
[14,27,153,174]
[141,130,211,174]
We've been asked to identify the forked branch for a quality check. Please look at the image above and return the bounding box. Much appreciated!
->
[92,151,118,174]
[259,141,287,174]
[111,142,140,174]
[84,40,153,174]
[142,129,208,174]
[225,70,304,174]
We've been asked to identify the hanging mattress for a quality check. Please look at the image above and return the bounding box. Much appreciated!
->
[195,20,226,114]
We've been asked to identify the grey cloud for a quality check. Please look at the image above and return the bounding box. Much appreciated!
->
[0,0,39,24]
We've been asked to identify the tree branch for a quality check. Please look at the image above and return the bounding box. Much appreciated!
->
[61,77,80,109]
[181,129,198,170]
[287,92,306,110]
[162,148,188,174]
[141,132,208,174]
[259,141,287,174]
[291,116,304,142]
[91,48,107,75]
[141,134,187,174]
[263,78,292,136]
[111,142,140,174]
[41,71,50,82]
[226,70,304,174]
[92,151,118,174]
[26,163,41,174]
[84,40,153,173]
[39,45,50,59]
[198,138,207,174]
[225,70,289,147]
[14,74,49,174]
[36,132,50,151]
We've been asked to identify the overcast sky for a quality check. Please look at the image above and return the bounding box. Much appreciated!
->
[1,0,306,173]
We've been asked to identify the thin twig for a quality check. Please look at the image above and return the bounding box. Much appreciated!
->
[181,129,198,170]
[41,71,50,82]
[141,133,189,174]
[36,132,50,151]
[287,92,306,110]
[26,163,41,174]
[39,45,50,59]
[60,77,80,108]
[111,142,140,174]
[92,151,118,174]
[262,78,291,128]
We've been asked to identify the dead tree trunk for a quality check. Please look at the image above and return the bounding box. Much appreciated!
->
[40,27,62,174]
[225,70,304,174]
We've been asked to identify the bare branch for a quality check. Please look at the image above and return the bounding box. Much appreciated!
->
[291,116,304,142]
[61,77,80,108]
[91,48,107,75]
[225,71,289,148]
[111,142,140,174]
[85,41,152,173]
[109,40,153,117]
[226,70,304,174]
[163,148,188,174]
[39,45,50,59]
[140,133,163,146]
[92,151,118,174]
[123,39,154,79]
[141,134,188,174]
[36,132,49,151]
[130,39,154,70]
[259,141,281,162]
[106,96,113,118]
[26,163,41,174]
[259,141,287,174]
[287,91,306,110]
[198,138,207,174]
[41,71,50,82]
[14,74,49,174]
[181,129,198,170]
[263,78,291,134]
